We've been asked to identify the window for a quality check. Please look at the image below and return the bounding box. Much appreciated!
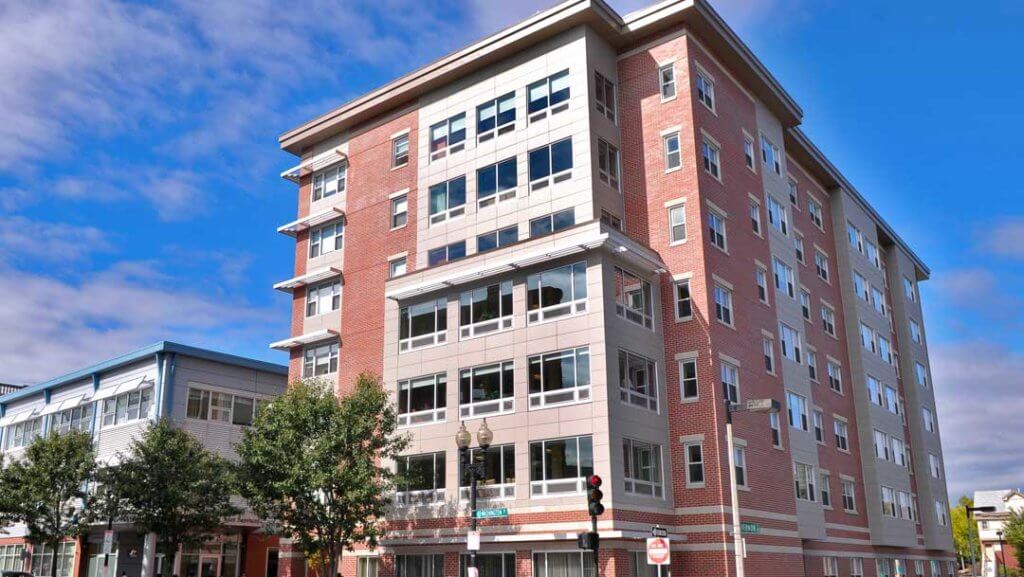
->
[459,281,513,338]
[787,391,808,431]
[807,349,818,381]
[915,362,929,387]
[679,357,698,400]
[597,139,620,190]
[760,135,781,175]
[865,240,881,268]
[528,347,591,408]
[860,323,876,353]
[734,446,748,488]
[714,284,733,326]
[813,410,824,443]
[303,342,339,376]
[779,322,802,363]
[396,555,443,577]
[477,158,518,206]
[770,412,782,448]
[744,137,756,171]
[871,286,888,317]
[668,204,686,243]
[757,267,770,304]
[874,430,890,461]
[594,71,616,122]
[934,500,948,526]
[428,176,466,225]
[808,199,824,229]
[867,375,883,406]
[708,209,727,250]
[847,222,863,253]
[701,138,720,179]
[399,298,448,352]
[823,558,839,577]
[814,250,830,282]
[614,267,653,329]
[601,210,623,230]
[527,261,587,323]
[101,388,154,428]
[0,544,25,572]
[750,199,762,235]
[392,134,409,167]
[529,435,593,496]
[929,454,942,478]
[821,305,837,336]
[854,272,869,302]
[619,350,658,411]
[459,445,516,501]
[827,360,842,393]
[767,196,788,235]
[427,241,466,266]
[923,407,935,432]
[663,132,681,170]
[357,558,379,577]
[877,559,893,577]
[843,480,857,512]
[930,561,941,577]
[391,195,408,228]
[477,226,518,254]
[881,486,897,517]
[763,337,775,373]
[910,320,923,344]
[186,387,263,427]
[721,361,740,404]
[834,419,849,451]
[891,436,907,466]
[309,221,344,258]
[799,289,811,319]
[772,258,795,299]
[659,63,676,100]
[529,138,573,189]
[389,256,407,278]
[396,374,447,428]
[477,92,516,140]
[794,462,816,501]
[673,278,693,320]
[903,277,917,302]
[54,405,93,435]
[623,438,663,497]
[527,69,570,117]
[879,336,893,364]
[787,178,799,206]
[429,113,466,160]
[312,164,347,201]
[885,385,901,415]
[533,553,592,577]
[684,442,704,486]
[30,543,75,577]
[459,361,514,418]
[794,235,805,264]
[306,280,341,317]
[3,417,43,450]
[696,72,715,110]
[395,452,446,505]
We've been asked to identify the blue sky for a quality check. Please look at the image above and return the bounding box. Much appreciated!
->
[1,0,1021,499]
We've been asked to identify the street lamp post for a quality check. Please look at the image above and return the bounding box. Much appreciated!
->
[723,395,781,577]
[965,504,996,577]
[456,420,493,577]
[997,531,1006,577]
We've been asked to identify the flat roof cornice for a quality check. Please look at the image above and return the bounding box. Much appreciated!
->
[279,0,802,155]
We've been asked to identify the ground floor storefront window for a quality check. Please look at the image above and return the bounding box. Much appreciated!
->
[31,542,75,577]
[532,552,594,577]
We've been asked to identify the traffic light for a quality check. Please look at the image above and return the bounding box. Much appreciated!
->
[577,531,599,550]
[586,474,605,516]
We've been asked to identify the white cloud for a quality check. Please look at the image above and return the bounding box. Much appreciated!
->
[0,216,112,263]
[980,218,1024,259]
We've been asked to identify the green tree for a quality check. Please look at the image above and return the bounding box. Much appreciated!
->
[0,430,97,577]
[1002,509,1024,571]
[97,419,239,573]
[236,375,408,577]
[952,496,979,567]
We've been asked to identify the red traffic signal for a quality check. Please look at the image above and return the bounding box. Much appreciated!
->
[588,475,603,489]
[586,475,605,516]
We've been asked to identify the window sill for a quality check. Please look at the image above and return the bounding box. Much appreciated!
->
[664,166,683,175]
[685,483,706,489]
[390,223,408,232]
[715,318,736,331]
[681,396,699,404]
[391,162,408,172]
[674,315,694,324]
[660,95,678,104]
[668,239,687,247]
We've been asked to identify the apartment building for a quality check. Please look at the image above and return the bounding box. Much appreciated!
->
[0,342,287,577]
[272,1,955,576]
[972,490,1023,577]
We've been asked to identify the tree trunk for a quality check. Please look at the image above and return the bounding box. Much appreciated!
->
[50,540,60,577]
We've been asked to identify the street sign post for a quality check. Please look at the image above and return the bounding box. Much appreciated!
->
[474,508,509,519]
[103,530,114,555]
[651,526,668,538]
[467,531,480,551]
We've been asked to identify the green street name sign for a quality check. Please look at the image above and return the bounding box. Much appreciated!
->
[740,522,760,534]
[475,508,509,519]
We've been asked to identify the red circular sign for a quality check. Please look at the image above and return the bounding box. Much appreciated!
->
[647,537,670,565]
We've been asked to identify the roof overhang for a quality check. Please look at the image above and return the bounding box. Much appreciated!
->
[277,207,345,237]
[274,267,343,293]
[280,148,347,183]
[278,0,801,155]
[269,329,340,351]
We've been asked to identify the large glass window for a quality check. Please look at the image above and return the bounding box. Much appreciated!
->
[594,71,616,122]
[397,374,447,428]
[477,158,517,206]
[428,176,467,225]
[395,452,446,505]
[460,554,516,577]
[529,208,575,238]
[306,279,341,317]
[459,281,513,339]
[303,342,339,377]
[427,241,466,267]
[429,113,466,160]
[527,261,587,323]
[529,435,593,496]
[459,361,514,418]
[54,405,93,435]
[527,70,570,116]
[597,139,620,190]
[186,387,264,427]
[779,322,802,363]
[794,462,816,502]
[614,267,653,329]
[529,138,573,190]
[3,417,43,450]
[0,545,25,572]
[623,438,663,497]
[619,350,658,412]
[767,196,788,235]
[312,164,346,201]
[528,347,590,408]
[459,444,516,501]
[396,555,444,577]
[309,221,344,258]
[101,388,153,428]
[477,226,518,254]
[400,298,448,352]
[31,543,75,577]
[477,92,516,140]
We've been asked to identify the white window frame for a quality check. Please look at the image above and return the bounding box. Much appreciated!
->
[399,298,448,352]
[397,374,447,428]
[663,132,681,171]
[659,63,676,101]
[527,347,591,409]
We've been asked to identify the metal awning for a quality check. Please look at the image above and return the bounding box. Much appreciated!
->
[274,267,343,293]
[0,408,39,427]
[269,329,340,351]
[280,149,347,183]
[92,377,153,402]
[277,207,345,237]
[39,394,86,416]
